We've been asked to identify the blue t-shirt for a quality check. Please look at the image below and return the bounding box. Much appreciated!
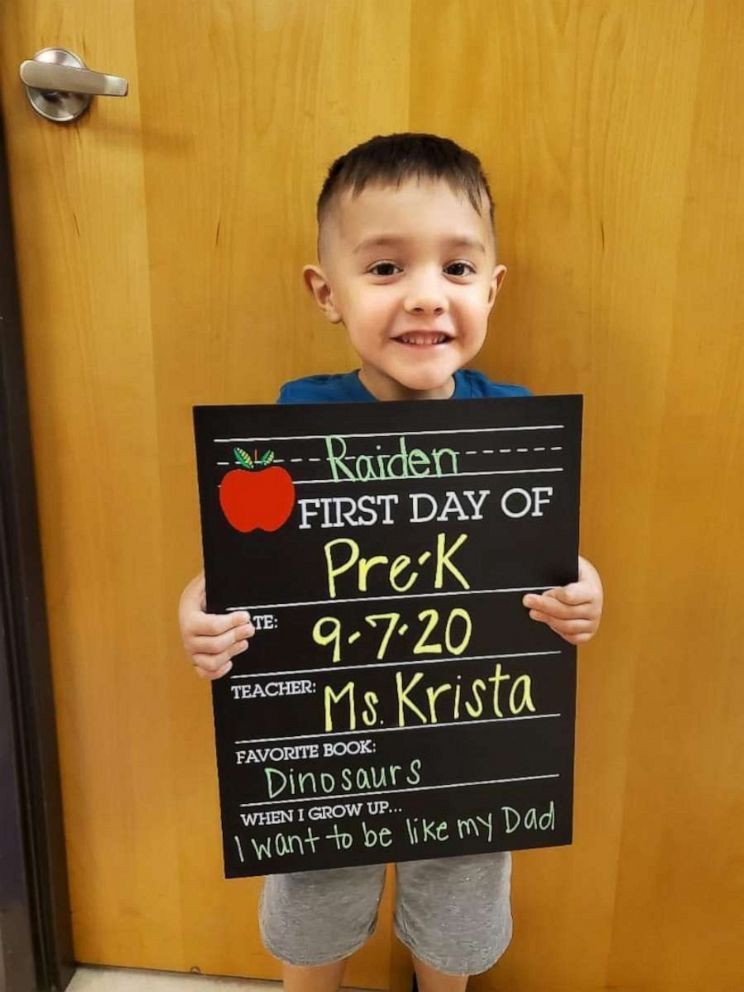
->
[277,369,531,404]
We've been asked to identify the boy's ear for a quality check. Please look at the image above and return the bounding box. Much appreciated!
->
[303,265,343,324]
[487,264,507,308]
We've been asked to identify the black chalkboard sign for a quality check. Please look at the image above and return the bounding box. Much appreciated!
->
[194,395,582,878]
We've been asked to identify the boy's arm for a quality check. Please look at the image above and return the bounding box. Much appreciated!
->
[177,553,600,676]
[522,556,603,646]
[178,572,256,679]
[181,384,293,680]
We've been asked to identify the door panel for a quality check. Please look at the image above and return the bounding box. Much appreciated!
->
[0,1,409,984]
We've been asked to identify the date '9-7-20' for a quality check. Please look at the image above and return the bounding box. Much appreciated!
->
[312,608,473,664]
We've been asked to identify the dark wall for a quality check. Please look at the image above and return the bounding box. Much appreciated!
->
[0,107,74,992]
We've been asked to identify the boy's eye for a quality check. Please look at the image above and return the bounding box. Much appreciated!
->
[367,260,475,277]
[368,261,401,277]
[444,261,476,277]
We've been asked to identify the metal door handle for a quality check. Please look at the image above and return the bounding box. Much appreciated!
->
[19,48,128,123]
[20,58,128,97]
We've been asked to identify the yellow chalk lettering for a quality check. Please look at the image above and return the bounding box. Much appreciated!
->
[358,553,388,591]
[510,675,536,714]
[426,682,453,724]
[390,554,418,592]
[434,532,470,589]
[324,538,360,598]
[324,682,356,731]
[396,671,428,725]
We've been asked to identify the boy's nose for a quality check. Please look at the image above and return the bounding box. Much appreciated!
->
[403,280,448,316]
[407,300,446,315]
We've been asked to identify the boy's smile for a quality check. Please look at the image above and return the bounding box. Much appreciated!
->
[304,179,506,401]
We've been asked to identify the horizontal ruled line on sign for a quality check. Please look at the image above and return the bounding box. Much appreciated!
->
[230,649,562,680]
[228,584,554,612]
[218,448,563,466]
[215,465,564,477]
[239,772,561,808]
[296,446,559,461]
[213,424,565,444]
[235,711,562,745]
[292,467,564,485]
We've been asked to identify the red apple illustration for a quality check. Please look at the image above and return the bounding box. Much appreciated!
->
[219,447,296,533]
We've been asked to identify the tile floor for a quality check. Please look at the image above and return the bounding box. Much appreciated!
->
[67,969,279,992]
[67,968,367,992]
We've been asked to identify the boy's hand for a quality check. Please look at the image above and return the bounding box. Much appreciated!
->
[522,555,603,645]
[178,572,255,680]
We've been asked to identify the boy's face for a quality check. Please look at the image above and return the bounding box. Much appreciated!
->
[304,178,506,401]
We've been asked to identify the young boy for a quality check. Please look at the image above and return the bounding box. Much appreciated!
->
[179,133,604,992]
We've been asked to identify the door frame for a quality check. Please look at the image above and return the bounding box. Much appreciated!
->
[0,109,74,992]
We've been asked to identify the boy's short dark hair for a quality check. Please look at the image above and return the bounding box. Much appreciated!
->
[317,133,495,227]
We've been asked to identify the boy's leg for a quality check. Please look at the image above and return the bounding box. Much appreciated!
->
[411,955,467,992]
[261,865,386,977]
[394,852,512,978]
[282,958,348,992]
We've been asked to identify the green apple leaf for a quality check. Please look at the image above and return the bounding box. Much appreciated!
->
[234,447,253,469]
[259,450,275,467]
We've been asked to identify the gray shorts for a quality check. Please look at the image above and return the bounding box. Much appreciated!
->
[259,852,512,976]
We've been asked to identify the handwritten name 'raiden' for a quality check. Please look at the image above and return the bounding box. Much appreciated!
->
[325,435,459,482]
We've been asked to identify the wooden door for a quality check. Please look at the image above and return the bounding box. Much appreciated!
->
[0,2,410,987]
[1,3,743,991]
